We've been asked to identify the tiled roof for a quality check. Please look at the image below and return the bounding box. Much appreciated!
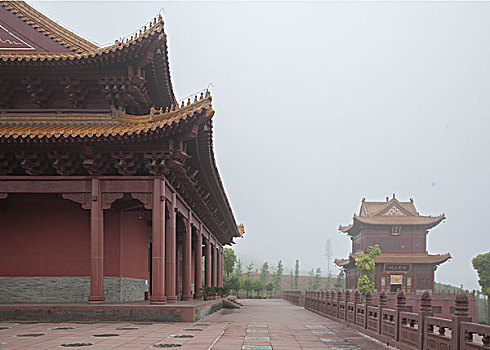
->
[354,214,445,226]
[340,196,445,234]
[360,196,418,217]
[374,253,451,265]
[0,1,98,53]
[339,224,353,233]
[0,94,212,141]
[0,20,165,63]
[1,1,167,63]
[334,258,351,267]
[334,252,451,267]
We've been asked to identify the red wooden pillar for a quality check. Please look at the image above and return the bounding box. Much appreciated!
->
[89,179,104,303]
[151,179,166,305]
[205,237,211,287]
[219,247,224,287]
[212,243,218,287]
[194,225,202,298]
[165,194,177,303]
[182,212,193,301]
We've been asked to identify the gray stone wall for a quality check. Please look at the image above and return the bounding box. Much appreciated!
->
[0,277,147,303]
[104,277,147,303]
[195,300,223,320]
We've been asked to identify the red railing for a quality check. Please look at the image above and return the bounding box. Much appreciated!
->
[461,322,490,350]
[425,316,452,349]
[399,311,420,347]
[283,289,490,350]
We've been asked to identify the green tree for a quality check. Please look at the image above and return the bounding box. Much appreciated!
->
[235,259,243,277]
[243,278,253,298]
[259,262,269,283]
[334,269,345,290]
[253,279,265,297]
[224,275,241,295]
[223,248,237,278]
[472,252,490,322]
[312,267,322,290]
[307,269,315,289]
[289,271,294,290]
[325,271,333,289]
[272,260,284,293]
[294,259,300,289]
[266,282,274,298]
[354,244,381,294]
[246,262,254,279]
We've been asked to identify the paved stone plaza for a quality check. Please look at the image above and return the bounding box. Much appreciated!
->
[0,299,392,349]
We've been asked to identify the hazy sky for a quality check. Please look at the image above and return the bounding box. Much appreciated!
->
[29,1,490,291]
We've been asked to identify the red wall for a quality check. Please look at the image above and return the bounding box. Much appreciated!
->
[119,211,150,280]
[0,197,90,276]
[0,196,149,280]
[360,227,427,254]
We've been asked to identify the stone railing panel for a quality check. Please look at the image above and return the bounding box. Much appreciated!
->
[382,308,397,338]
[355,303,366,327]
[367,305,379,333]
[461,322,490,350]
[398,311,420,348]
[425,316,452,350]
[347,301,355,323]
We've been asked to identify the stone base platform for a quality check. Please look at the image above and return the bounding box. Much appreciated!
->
[0,299,222,322]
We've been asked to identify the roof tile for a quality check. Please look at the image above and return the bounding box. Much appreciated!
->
[0,95,212,141]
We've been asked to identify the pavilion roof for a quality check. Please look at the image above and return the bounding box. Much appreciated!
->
[374,253,451,265]
[0,9,166,63]
[334,253,356,267]
[0,1,97,53]
[339,195,445,235]
[1,1,176,112]
[0,93,211,142]
[334,252,451,267]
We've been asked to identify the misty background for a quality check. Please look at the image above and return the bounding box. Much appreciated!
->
[28,1,490,290]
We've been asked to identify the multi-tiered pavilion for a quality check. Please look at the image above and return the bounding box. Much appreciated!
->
[0,1,241,306]
[335,195,450,293]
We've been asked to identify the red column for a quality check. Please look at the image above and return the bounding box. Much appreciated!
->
[165,194,177,303]
[194,225,202,298]
[151,179,166,305]
[212,243,218,287]
[219,247,224,288]
[205,237,211,287]
[182,212,192,301]
[89,179,104,303]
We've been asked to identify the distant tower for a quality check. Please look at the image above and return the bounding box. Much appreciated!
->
[335,195,450,293]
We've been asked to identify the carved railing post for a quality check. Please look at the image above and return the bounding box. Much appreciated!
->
[419,290,433,349]
[452,291,472,350]
[354,289,361,325]
[325,290,331,315]
[379,290,388,334]
[395,290,407,341]
[322,290,327,315]
[314,290,317,311]
[337,290,344,319]
[345,290,351,323]
[365,290,373,330]
[315,290,318,311]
